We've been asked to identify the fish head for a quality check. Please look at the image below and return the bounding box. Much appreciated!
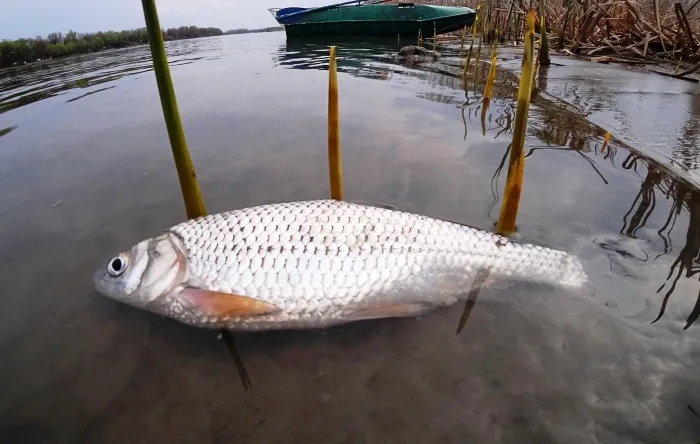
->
[93,233,188,311]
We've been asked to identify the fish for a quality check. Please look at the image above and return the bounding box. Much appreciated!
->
[93,199,587,331]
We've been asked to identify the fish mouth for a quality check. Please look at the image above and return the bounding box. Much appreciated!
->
[92,260,116,299]
[92,266,108,295]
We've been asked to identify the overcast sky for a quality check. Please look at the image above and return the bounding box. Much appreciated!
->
[1,0,331,40]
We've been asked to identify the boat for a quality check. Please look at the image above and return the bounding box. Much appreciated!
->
[268,0,477,38]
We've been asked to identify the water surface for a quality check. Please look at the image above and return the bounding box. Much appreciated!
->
[1,32,700,443]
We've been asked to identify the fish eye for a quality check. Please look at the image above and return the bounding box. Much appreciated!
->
[107,255,128,277]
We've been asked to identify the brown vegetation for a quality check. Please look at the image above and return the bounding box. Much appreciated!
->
[399,0,700,74]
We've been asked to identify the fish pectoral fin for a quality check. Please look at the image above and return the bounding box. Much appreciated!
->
[180,287,281,318]
[345,302,434,321]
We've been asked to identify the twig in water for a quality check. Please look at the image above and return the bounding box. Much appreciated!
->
[221,331,253,390]
[456,267,492,334]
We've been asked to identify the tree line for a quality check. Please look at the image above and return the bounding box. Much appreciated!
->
[224,26,284,35]
[0,26,224,68]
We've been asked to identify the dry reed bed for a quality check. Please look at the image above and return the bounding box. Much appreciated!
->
[395,0,700,75]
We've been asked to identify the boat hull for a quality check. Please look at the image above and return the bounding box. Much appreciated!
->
[273,4,476,38]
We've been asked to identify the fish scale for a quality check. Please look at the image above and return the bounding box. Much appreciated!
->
[123,199,587,331]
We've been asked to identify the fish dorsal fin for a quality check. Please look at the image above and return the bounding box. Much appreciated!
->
[180,287,280,318]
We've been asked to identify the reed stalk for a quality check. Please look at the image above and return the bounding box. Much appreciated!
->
[600,131,611,153]
[474,34,483,84]
[485,0,494,43]
[474,5,485,84]
[141,0,252,390]
[463,4,481,83]
[496,9,536,236]
[141,0,206,220]
[460,24,467,57]
[538,0,551,66]
[505,0,516,42]
[557,2,572,50]
[483,29,499,102]
[531,22,542,94]
[328,46,343,201]
[433,22,437,53]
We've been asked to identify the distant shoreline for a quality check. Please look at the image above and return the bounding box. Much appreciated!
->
[224,26,284,35]
[0,25,283,69]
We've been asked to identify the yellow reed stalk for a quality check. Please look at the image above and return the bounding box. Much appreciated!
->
[463,3,481,81]
[463,38,475,82]
[600,132,611,153]
[141,0,206,219]
[474,27,483,84]
[483,28,499,102]
[328,46,343,201]
[496,9,536,236]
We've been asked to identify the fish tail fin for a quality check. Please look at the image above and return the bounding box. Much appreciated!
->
[490,243,589,290]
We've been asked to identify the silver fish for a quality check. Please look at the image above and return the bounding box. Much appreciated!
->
[93,199,586,331]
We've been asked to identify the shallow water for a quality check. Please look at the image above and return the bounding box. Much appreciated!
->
[1,32,700,443]
[495,47,700,185]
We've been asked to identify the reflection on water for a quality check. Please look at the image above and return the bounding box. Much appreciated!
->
[494,51,700,184]
[0,37,223,114]
[2,33,700,443]
[0,125,17,137]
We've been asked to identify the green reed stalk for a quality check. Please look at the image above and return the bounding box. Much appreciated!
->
[496,9,536,236]
[142,0,251,390]
[141,0,206,219]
